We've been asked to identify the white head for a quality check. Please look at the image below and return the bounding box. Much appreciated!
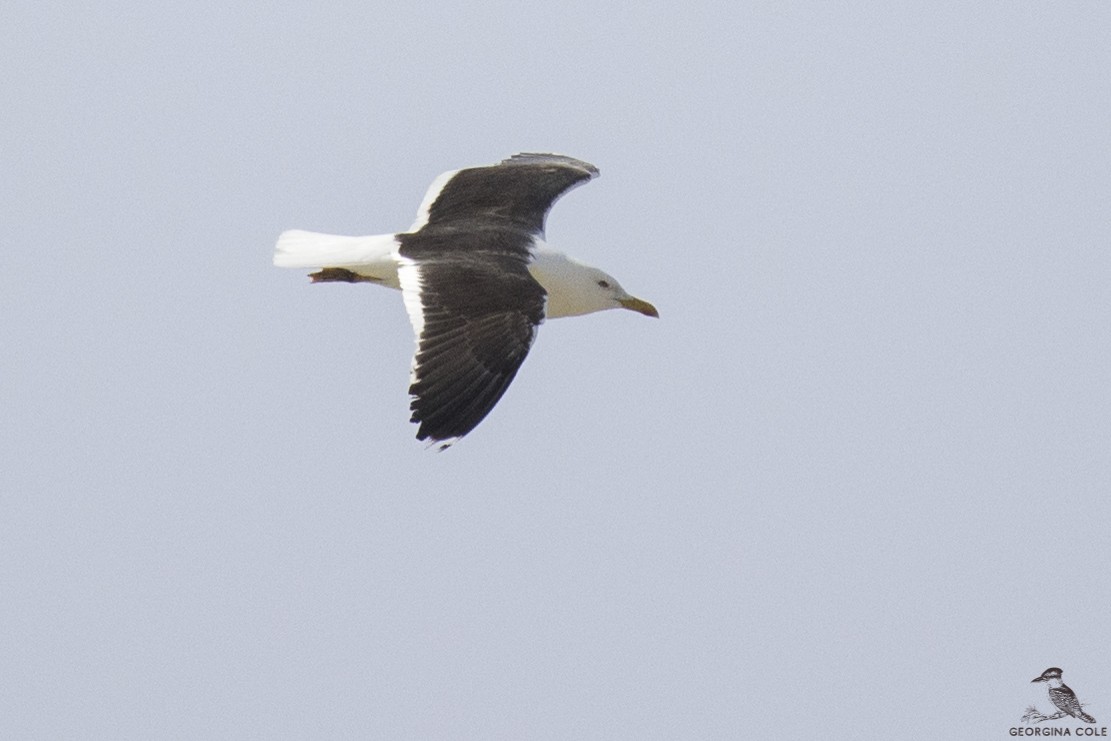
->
[528,250,658,320]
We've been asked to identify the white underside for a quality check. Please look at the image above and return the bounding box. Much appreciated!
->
[274,231,619,320]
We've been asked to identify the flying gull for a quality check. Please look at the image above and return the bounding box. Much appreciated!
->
[274,153,658,447]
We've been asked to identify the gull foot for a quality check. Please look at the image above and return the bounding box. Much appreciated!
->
[309,268,382,284]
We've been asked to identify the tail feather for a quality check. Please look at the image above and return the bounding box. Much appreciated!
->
[273,230,398,269]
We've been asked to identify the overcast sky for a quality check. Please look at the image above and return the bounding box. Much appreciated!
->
[4,2,1111,739]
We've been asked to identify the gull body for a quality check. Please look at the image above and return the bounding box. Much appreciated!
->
[274,153,657,446]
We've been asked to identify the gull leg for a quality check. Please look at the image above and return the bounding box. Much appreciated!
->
[309,268,384,284]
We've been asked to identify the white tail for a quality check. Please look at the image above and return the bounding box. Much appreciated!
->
[273,230,398,270]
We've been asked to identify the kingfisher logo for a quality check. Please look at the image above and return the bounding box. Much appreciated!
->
[1010,667,1106,737]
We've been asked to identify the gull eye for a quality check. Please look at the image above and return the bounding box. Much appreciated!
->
[597,279,611,289]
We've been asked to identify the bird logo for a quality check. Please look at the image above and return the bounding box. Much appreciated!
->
[1024,667,1097,724]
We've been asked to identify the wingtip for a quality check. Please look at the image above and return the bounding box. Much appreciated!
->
[504,152,599,178]
[415,429,461,451]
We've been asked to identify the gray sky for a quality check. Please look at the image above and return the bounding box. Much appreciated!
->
[4,2,1111,738]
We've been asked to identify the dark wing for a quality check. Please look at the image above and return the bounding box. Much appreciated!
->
[1049,686,1086,718]
[415,153,599,236]
[398,249,546,445]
